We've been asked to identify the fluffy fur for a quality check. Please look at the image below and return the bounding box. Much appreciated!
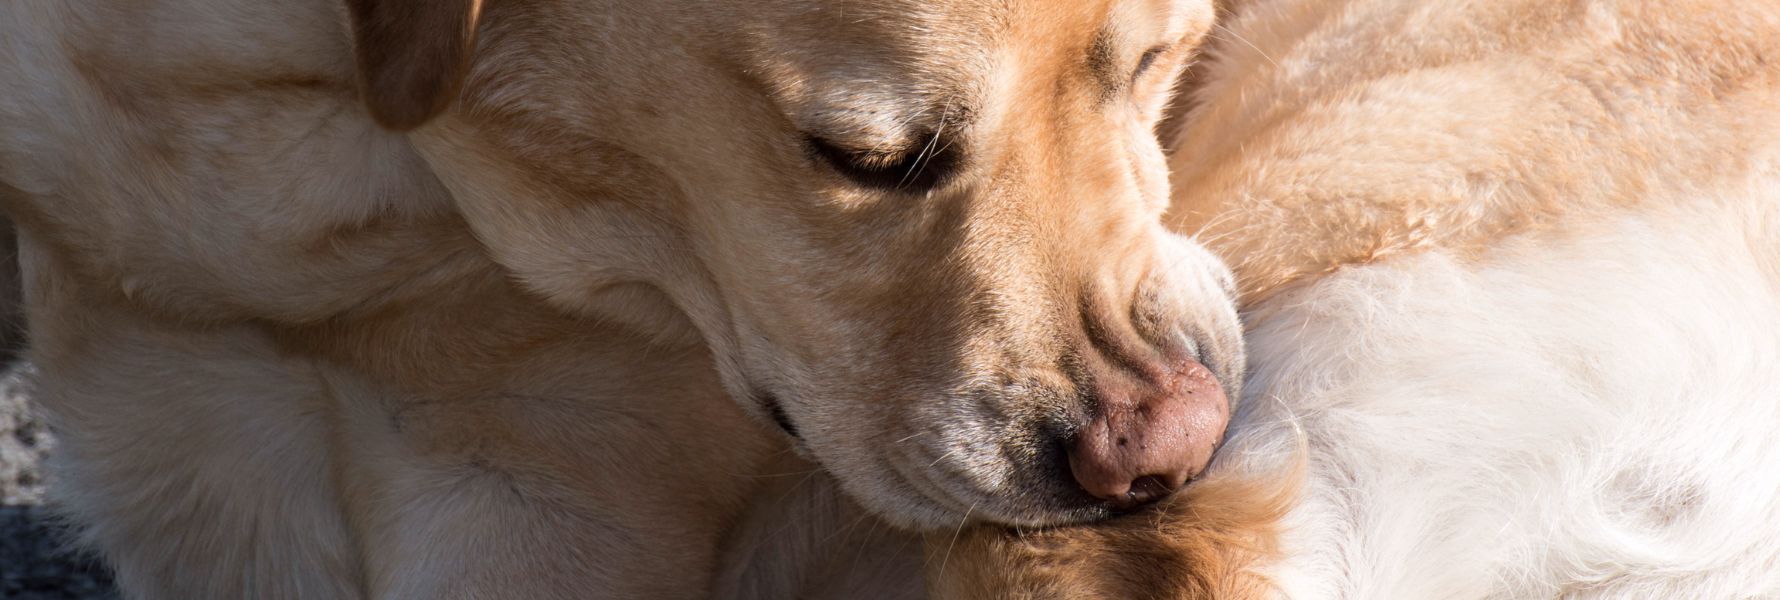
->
[935,0,1780,597]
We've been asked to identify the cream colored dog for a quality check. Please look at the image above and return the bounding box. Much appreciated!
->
[934,0,1780,598]
[0,0,1247,597]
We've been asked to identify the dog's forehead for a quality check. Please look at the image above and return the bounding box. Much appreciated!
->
[734,0,1200,141]
[734,0,1005,139]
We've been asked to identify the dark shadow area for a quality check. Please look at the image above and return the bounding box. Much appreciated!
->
[0,506,117,600]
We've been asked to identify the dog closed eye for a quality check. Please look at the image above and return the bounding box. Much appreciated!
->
[805,133,960,193]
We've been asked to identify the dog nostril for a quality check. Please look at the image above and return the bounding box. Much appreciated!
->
[1068,426,1197,511]
[1126,475,1173,506]
[1066,359,1230,512]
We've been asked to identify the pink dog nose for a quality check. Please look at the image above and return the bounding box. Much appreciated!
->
[1068,359,1229,510]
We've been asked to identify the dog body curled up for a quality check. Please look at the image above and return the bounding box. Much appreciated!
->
[0,0,1244,597]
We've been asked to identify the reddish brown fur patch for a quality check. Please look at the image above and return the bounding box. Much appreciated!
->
[926,470,1299,600]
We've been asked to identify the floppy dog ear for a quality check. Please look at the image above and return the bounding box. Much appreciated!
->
[343,0,484,131]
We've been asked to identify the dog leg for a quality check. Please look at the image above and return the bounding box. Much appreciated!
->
[21,232,362,599]
[319,326,779,599]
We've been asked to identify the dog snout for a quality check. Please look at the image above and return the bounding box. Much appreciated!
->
[1067,358,1229,511]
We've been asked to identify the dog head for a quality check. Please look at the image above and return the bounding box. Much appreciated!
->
[345,0,1237,529]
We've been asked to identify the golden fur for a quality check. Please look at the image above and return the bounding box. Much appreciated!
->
[928,470,1296,600]
[0,0,1245,597]
[933,0,1780,597]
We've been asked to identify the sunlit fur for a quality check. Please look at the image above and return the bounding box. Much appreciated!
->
[933,0,1780,597]
[0,0,1242,597]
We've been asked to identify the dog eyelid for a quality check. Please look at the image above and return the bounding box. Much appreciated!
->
[1133,44,1170,81]
[804,133,959,193]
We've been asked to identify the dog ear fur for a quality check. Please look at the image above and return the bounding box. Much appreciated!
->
[343,0,484,131]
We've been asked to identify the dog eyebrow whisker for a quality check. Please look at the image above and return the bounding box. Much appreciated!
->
[1209,24,1281,70]
[866,106,934,157]
[897,99,956,190]
[897,132,944,190]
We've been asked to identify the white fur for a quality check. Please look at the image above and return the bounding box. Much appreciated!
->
[1216,198,1780,598]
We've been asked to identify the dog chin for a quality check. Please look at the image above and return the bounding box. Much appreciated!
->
[809,442,1092,531]
[822,455,976,531]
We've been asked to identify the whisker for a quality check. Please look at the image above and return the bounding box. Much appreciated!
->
[935,500,979,585]
[1211,24,1282,70]
[820,510,878,547]
[899,98,956,189]
[929,447,962,468]
[869,107,935,156]
[842,517,884,584]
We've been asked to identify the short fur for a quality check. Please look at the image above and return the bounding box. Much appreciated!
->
[0,0,1243,597]
[935,0,1780,597]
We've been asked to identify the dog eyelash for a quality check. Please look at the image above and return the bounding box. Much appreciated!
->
[809,137,910,170]
[805,135,956,192]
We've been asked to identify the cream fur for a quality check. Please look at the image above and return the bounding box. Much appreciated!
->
[930,0,1780,597]
[0,0,1240,597]
[1238,202,1780,599]
[1184,1,1780,593]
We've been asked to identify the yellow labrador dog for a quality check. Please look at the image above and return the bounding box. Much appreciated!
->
[935,0,1780,597]
[0,0,1242,597]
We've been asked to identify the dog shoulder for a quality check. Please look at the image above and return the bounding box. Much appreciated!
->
[1,0,481,324]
